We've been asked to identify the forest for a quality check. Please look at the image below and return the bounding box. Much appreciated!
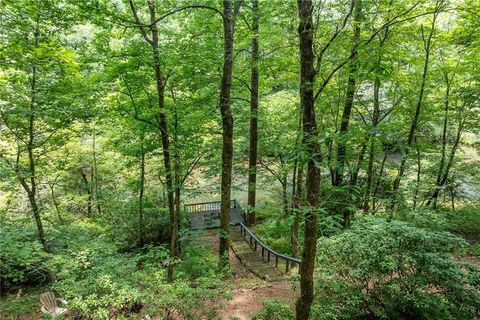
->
[0,0,479,319]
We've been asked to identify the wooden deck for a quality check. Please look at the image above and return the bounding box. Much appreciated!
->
[189,207,245,230]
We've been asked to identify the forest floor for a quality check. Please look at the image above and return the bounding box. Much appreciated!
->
[197,231,298,320]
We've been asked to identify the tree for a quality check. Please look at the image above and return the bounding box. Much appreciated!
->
[247,0,260,227]
[296,0,321,318]
[0,0,84,249]
[127,0,178,281]
[390,1,443,211]
[218,0,244,267]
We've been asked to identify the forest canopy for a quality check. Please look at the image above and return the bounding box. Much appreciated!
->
[0,0,479,319]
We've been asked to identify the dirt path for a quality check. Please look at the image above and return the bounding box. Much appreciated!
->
[198,230,298,320]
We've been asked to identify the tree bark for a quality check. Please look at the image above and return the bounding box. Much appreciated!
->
[247,0,259,227]
[219,0,235,267]
[296,1,321,318]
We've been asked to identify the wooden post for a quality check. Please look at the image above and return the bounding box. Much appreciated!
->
[286,260,290,273]
[275,256,279,267]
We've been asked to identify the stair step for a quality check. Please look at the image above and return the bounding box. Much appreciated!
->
[230,228,294,282]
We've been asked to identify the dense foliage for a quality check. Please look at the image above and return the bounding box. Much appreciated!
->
[313,218,480,320]
[1,0,479,319]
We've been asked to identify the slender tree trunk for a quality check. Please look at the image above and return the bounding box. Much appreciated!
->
[296,1,321,318]
[138,133,146,247]
[427,70,452,209]
[290,108,303,258]
[333,0,362,187]
[80,168,92,216]
[350,133,368,186]
[48,182,64,224]
[218,0,235,267]
[281,171,288,216]
[427,110,465,208]
[146,1,177,282]
[372,148,387,213]
[17,30,47,249]
[173,108,181,234]
[363,76,381,212]
[413,138,421,209]
[450,185,455,211]
[247,0,259,227]
[390,11,438,210]
[291,165,303,258]
[92,123,101,215]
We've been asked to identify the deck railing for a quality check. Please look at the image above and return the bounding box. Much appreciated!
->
[184,199,240,213]
[239,222,301,273]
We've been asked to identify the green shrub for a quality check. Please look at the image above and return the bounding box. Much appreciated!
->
[0,222,51,291]
[48,223,145,319]
[252,299,294,320]
[445,207,480,243]
[254,219,291,254]
[397,208,448,231]
[312,218,480,320]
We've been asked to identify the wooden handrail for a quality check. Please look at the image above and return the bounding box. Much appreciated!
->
[239,222,301,273]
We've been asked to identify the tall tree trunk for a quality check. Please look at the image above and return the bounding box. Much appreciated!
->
[24,19,47,250]
[146,1,177,282]
[390,10,439,210]
[247,0,259,227]
[138,133,146,247]
[333,0,362,187]
[218,0,236,267]
[296,1,321,318]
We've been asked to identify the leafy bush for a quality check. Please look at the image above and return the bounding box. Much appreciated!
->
[445,206,480,243]
[312,218,480,320]
[0,222,51,292]
[252,299,294,320]
[397,208,448,231]
[254,218,291,254]
[48,223,146,319]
